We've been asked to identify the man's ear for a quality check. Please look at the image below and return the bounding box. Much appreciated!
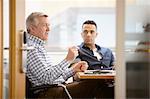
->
[81,32,84,38]
[29,26,33,31]
[96,32,98,36]
[29,25,36,35]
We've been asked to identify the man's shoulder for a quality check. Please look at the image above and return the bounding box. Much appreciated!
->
[27,43,44,52]
[98,46,112,53]
[100,47,110,50]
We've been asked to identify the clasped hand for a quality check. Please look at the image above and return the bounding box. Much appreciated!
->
[71,61,88,73]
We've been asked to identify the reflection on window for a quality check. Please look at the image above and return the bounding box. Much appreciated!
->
[125,0,150,98]
[48,8,116,50]
[26,0,116,51]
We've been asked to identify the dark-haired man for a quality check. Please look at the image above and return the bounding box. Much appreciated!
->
[75,20,115,98]
[77,20,115,70]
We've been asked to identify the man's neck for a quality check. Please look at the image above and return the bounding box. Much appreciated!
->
[85,43,96,50]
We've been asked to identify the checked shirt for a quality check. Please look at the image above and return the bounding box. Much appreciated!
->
[26,34,74,86]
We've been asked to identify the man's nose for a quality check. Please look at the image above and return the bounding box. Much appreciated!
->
[47,26,50,31]
[87,32,91,36]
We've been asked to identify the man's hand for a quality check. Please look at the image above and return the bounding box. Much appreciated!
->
[65,46,79,62]
[71,61,88,73]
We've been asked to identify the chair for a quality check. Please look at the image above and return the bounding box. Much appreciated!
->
[26,77,72,99]
[26,77,58,99]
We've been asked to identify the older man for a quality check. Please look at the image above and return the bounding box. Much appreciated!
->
[26,12,105,98]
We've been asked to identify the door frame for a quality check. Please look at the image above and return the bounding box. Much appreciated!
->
[9,0,25,98]
[0,0,3,98]
[116,0,126,99]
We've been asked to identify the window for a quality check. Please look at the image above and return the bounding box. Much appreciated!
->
[26,0,116,51]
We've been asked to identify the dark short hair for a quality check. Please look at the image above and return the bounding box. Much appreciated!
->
[82,20,97,29]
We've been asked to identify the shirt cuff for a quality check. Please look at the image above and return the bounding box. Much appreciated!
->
[63,67,75,80]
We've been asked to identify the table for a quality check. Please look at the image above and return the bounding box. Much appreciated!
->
[76,70,115,98]
[76,70,115,79]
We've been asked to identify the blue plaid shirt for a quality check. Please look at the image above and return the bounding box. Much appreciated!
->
[26,34,74,86]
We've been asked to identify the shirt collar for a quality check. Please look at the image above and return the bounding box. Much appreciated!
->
[28,33,45,46]
[80,42,103,56]
[80,42,101,51]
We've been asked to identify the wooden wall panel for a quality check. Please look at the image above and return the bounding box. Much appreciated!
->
[0,0,3,98]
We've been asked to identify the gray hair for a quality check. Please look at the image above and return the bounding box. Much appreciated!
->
[26,12,48,31]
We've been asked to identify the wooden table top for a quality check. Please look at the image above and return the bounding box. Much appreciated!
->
[76,70,115,79]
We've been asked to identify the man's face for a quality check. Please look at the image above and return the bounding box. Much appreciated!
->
[31,17,50,40]
[81,24,97,45]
